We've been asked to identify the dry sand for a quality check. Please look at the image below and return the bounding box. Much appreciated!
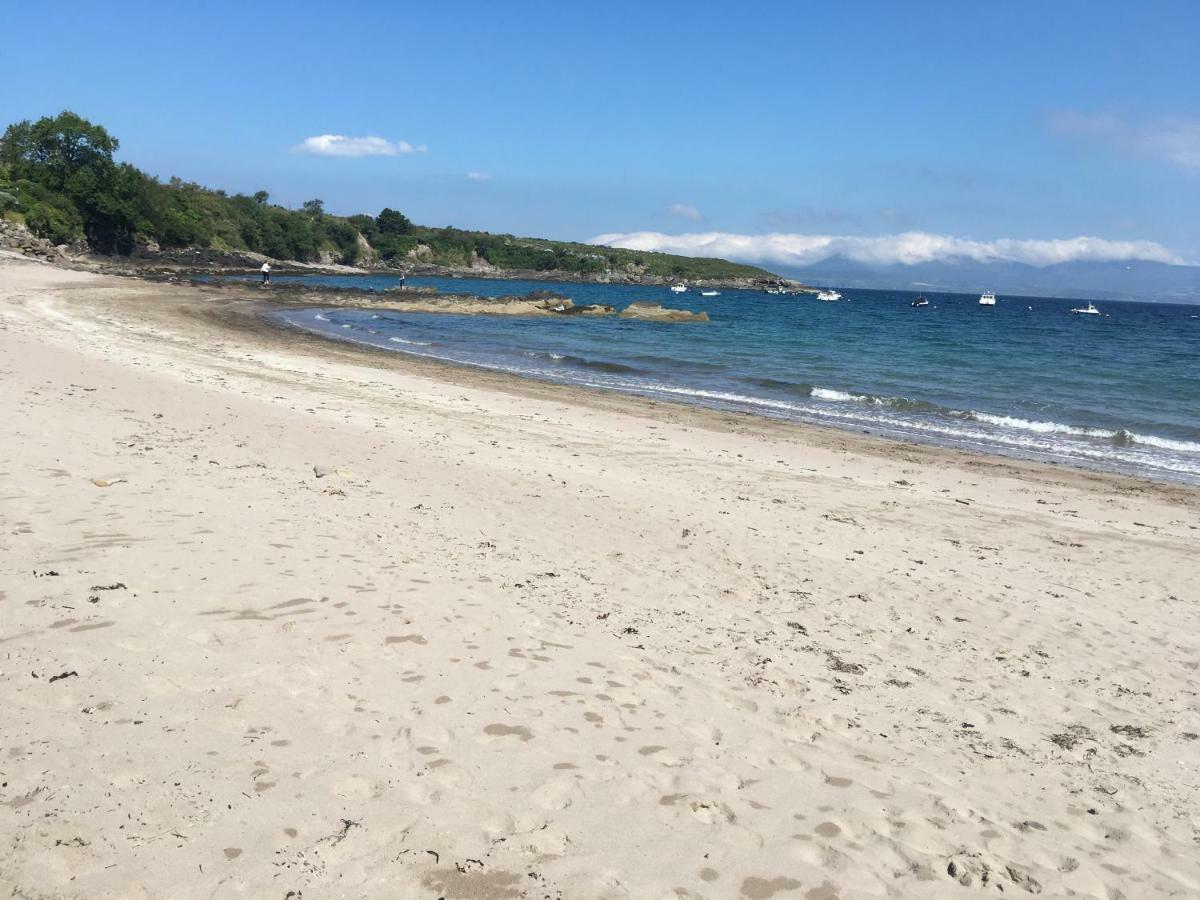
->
[2,256,1198,899]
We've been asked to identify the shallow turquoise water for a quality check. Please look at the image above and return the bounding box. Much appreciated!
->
[227,274,1200,484]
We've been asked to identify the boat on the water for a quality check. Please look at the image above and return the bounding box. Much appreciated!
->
[670,283,687,293]
[700,290,720,297]
[816,290,842,302]
[979,290,997,306]
[1070,301,1101,316]
[911,296,929,308]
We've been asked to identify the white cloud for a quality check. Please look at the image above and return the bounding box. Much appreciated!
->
[667,203,703,222]
[466,171,493,181]
[589,230,1185,268]
[293,134,427,157]
[1048,110,1200,171]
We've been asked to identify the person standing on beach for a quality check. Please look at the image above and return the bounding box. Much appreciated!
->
[260,261,271,285]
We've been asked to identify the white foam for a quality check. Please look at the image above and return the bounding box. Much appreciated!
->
[811,387,859,403]
[1125,432,1200,453]
[970,412,1116,438]
[388,336,432,346]
[630,383,807,412]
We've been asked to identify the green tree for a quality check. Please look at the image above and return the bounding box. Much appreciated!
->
[376,207,411,235]
[0,111,119,191]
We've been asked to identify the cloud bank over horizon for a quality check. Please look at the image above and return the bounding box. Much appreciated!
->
[293,134,427,157]
[589,230,1187,269]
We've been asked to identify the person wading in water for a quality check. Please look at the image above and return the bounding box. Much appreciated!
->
[260,261,271,285]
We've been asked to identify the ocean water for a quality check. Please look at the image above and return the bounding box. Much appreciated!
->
[233,274,1199,484]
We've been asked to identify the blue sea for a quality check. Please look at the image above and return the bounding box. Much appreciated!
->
[227,274,1199,485]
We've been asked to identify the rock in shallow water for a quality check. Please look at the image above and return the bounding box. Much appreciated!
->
[618,301,710,323]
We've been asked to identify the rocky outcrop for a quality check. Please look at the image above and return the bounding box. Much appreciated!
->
[0,219,74,264]
[619,301,710,323]
[527,294,614,316]
[469,250,497,272]
[355,233,376,265]
[198,279,619,319]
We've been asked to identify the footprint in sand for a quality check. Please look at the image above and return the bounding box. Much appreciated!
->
[814,821,841,838]
[483,723,533,741]
[739,875,800,898]
[385,634,427,645]
[70,621,115,632]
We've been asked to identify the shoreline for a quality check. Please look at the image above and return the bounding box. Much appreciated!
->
[3,257,1199,897]
[107,268,1200,497]
[262,294,1200,491]
[10,253,1200,497]
[228,289,1200,500]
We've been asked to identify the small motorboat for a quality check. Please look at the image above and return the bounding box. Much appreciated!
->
[1070,302,1101,315]
[700,290,720,297]
[979,290,997,306]
[911,296,929,307]
[670,282,687,293]
[816,290,842,302]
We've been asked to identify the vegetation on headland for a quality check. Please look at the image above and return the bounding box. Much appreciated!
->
[1,111,778,282]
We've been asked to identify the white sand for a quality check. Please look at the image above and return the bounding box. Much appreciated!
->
[2,257,1198,899]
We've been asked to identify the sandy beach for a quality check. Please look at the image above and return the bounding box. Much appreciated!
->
[2,255,1198,899]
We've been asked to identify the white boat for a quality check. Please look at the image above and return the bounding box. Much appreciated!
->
[816,290,842,302]
[700,290,720,296]
[670,283,687,293]
[1070,301,1101,316]
[979,290,996,306]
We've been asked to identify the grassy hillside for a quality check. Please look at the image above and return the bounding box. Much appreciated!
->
[0,111,776,281]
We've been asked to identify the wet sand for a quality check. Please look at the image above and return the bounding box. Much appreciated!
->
[2,256,1198,899]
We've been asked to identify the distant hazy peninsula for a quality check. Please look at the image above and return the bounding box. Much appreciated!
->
[0,111,782,287]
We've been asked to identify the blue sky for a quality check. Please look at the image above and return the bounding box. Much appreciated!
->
[4,0,1198,267]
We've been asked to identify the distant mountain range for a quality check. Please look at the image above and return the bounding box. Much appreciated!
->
[778,256,1200,304]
